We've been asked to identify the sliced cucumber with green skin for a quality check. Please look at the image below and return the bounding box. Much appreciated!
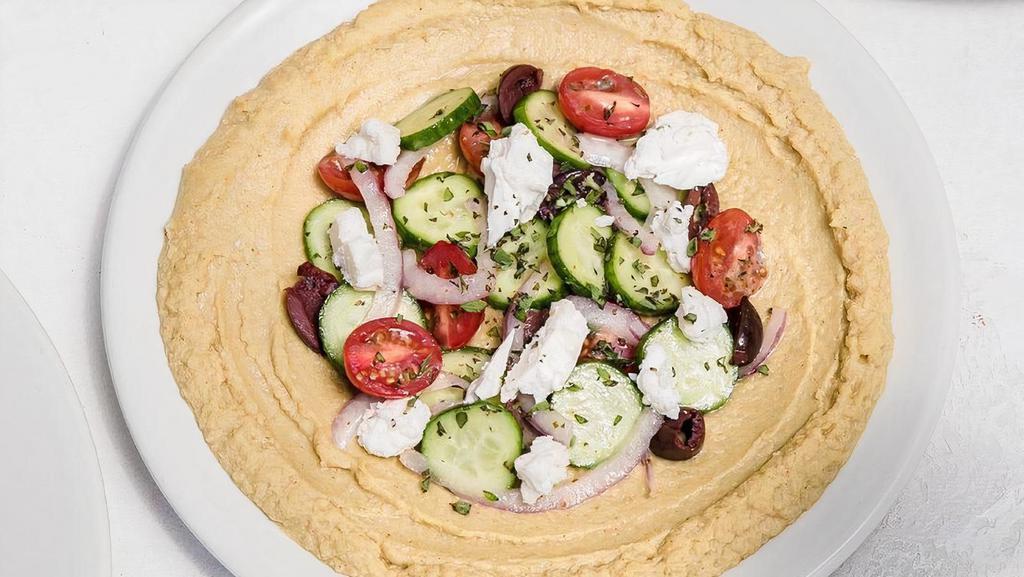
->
[637,318,738,412]
[318,286,426,370]
[605,168,650,220]
[605,232,690,315]
[513,90,590,169]
[303,198,362,279]
[395,88,482,150]
[550,362,643,468]
[419,386,465,410]
[393,172,486,256]
[441,347,492,381]
[547,203,612,303]
[488,219,566,310]
[420,402,523,500]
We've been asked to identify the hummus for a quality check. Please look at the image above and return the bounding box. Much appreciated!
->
[157,0,893,575]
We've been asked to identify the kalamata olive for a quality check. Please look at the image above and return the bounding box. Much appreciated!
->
[650,408,705,461]
[497,64,544,124]
[284,262,339,353]
[538,167,607,220]
[726,296,763,366]
[683,183,720,238]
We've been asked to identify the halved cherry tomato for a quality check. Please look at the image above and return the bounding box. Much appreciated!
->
[458,117,503,175]
[691,208,768,308]
[317,153,404,202]
[419,241,485,350]
[342,317,442,398]
[557,67,650,138]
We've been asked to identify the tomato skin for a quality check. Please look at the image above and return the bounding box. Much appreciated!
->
[317,153,387,201]
[419,242,485,350]
[557,67,651,138]
[342,318,442,399]
[458,118,503,175]
[691,208,768,308]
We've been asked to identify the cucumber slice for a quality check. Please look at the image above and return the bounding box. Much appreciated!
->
[420,402,523,500]
[419,386,465,410]
[303,198,362,279]
[464,306,504,351]
[513,90,590,169]
[393,172,486,256]
[394,88,482,150]
[605,232,690,314]
[547,203,612,303]
[550,362,643,468]
[488,220,566,310]
[318,286,426,369]
[441,347,492,381]
[637,318,738,412]
[605,168,650,220]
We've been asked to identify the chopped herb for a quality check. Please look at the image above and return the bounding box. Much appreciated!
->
[530,400,550,414]
[596,366,611,381]
[700,228,717,242]
[704,361,711,371]
[455,411,469,428]
[353,160,368,173]
[436,421,447,436]
[433,108,445,118]
[756,364,770,375]
[374,351,386,364]
[745,220,764,234]
[574,414,589,424]
[632,261,651,275]
[419,472,432,493]
[613,414,623,426]
[487,325,502,339]
[442,188,454,202]
[478,122,498,138]
[686,238,699,257]
[716,356,730,372]
[451,501,472,515]
[650,275,660,287]
[683,313,697,323]
[395,313,404,323]
[566,383,583,392]
[603,100,617,121]
[482,490,499,502]
[492,248,515,268]
[527,152,533,162]
[460,300,488,313]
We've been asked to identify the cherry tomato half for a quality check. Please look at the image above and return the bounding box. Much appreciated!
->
[317,153,401,202]
[691,208,768,309]
[342,317,442,398]
[557,67,651,138]
[419,241,485,350]
[458,117,503,175]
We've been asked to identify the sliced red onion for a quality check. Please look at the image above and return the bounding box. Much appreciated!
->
[529,410,574,446]
[384,149,428,199]
[739,308,787,377]
[638,178,678,210]
[331,394,373,450]
[578,133,631,172]
[506,397,539,446]
[398,449,428,474]
[604,182,658,255]
[401,249,493,305]
[350,167,402,319]
[439,409,663,512]
[424,371,469,393]
[565,296,650,346]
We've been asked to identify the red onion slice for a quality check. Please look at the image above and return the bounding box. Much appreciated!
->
[604,182,659,255]
[578,133,631,172]
[438,409,663,512]
[350,167,402,319]
[398,449,428,474]
[401,249,493,305]
[529,410,574,446]
[739,308,787,377]
[331,394,374,449]
[384,149,428,199]
[565,295,650,346]
[424,371,469,393]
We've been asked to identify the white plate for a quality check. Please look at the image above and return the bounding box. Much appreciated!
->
[101,1,960,576]
[0,270,111,577]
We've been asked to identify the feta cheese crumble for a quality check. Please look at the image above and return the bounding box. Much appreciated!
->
[329,207,384,290]
[593,214,616,228]
[649,201,695,274]
[501,299,590,403]
[335,119,401,166]
[464,331,516,403]
[624,110,728,190]
[481,123,554,247]
[356,398,432,458]
[676,286,728,343]
[514,436,570,504]
[636,343,680,419]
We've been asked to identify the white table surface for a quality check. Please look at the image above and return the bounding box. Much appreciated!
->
[1,1,1021,575]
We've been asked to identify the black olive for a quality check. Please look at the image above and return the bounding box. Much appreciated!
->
[683,183,720,238]
[537,167,607,220]
[726,296,763,366]
[649,408,705,461]
[497,64,544,125]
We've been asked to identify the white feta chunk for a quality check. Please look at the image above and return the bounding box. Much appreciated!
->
[649,201,695,274]
[624,110,728,190]
[500,299,590,403]
[481,123,554,247]
[329,207,383,290]
[464,331,516,403]
[635,343,680,419]
[356,398,432,458]
[514,436,570,504]
[593,214,616,228]
[676,286,728,343]
[335,118,401,165]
